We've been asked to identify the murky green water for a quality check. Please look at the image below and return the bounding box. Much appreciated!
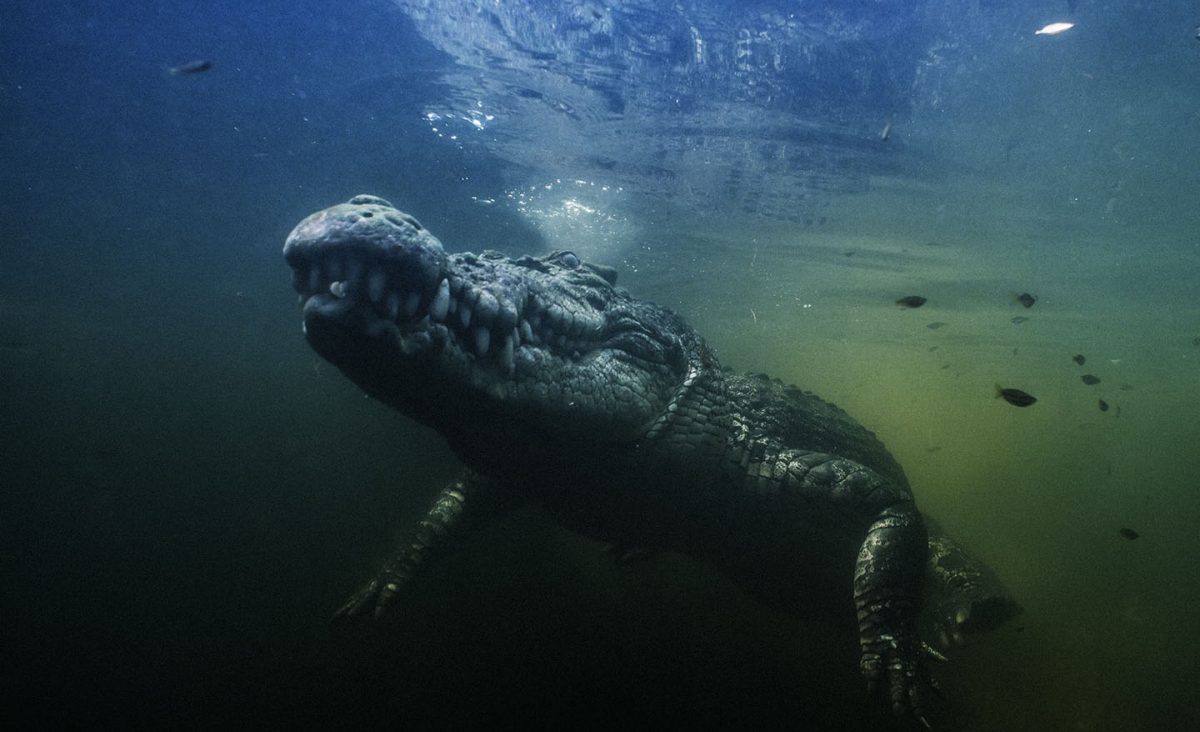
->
[4,1,1200,728]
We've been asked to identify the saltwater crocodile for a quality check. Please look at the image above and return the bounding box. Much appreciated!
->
[283,195,1019,723]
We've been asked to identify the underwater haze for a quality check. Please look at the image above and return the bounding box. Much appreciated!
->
[2,0,1199,729]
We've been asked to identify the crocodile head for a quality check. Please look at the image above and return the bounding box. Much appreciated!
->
[284,195,697,471]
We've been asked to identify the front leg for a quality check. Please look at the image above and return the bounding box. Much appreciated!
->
[334,471,518,620]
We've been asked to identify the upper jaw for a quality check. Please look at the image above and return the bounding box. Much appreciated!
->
[283,196,610,375]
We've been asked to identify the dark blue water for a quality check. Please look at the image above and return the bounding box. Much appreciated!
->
[3,1,1198,728]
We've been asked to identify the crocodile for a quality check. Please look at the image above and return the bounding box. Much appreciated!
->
[283,195,1020,723]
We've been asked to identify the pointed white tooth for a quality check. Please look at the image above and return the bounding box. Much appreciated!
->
[501,332,515,372]
[476,291,499,323]
[308,266,320,292]
[386,292,400,320]
[459,304,472,328]
[367,269,386,303]
[404,291,420,318]
[519,319,532,343]
[329,280,347,298]
[474,326,490,356]
[430,278,450,321]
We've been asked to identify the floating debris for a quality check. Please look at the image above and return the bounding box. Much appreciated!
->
[1016,292,1037,308]
[995,384,1037,407]
[1011,316,1029,325]
[1081,374,1101,385]
[927,321,948,330]
[1119,528,1140,540]
[1035,22,1075,35]
[896,295,927,308]
[170,59,213,75]
[1072,354,1086,365]
[1098,399,1109,412]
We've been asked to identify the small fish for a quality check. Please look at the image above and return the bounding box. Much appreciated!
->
[1098,399,1109,412]
[995,384,1037,407]
[1016,292,1037,308]
[1035,22,1075,36]
[1072,354,1086,365]
[170,59,212,75]
[1011,316,1029,325]
[926,321,947,330]
[880,117,892,142]
[1081,374,1101,385]
[1118,528,1139,540]
[896,295,927,308]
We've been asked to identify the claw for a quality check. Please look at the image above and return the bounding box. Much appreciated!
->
[331,579,382,623]
[917,714,932,729]
[923,641,949,663]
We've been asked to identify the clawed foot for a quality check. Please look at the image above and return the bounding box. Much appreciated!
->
[332,573,404,621]
[861,632,944,726]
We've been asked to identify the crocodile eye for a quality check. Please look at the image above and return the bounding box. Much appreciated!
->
[558,251,580,269]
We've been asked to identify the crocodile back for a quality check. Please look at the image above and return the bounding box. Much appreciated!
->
[726,372,911,492]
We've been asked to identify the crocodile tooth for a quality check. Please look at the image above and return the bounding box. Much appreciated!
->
[329,280,347,298]
[498,304,518,331]
[500,332,515,372]
[519,319,533,344]
[474,326,490,356]
[475,291,499,324]
[459,303,472,328]
[367,269,386,302]
[404,291,421,318]
[430,279,450,321]
[386,292,400,320]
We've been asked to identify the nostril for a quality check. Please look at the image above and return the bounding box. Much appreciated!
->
[362,211,374,218]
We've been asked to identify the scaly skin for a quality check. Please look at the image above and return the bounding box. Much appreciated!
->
[284,195,1017,722]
